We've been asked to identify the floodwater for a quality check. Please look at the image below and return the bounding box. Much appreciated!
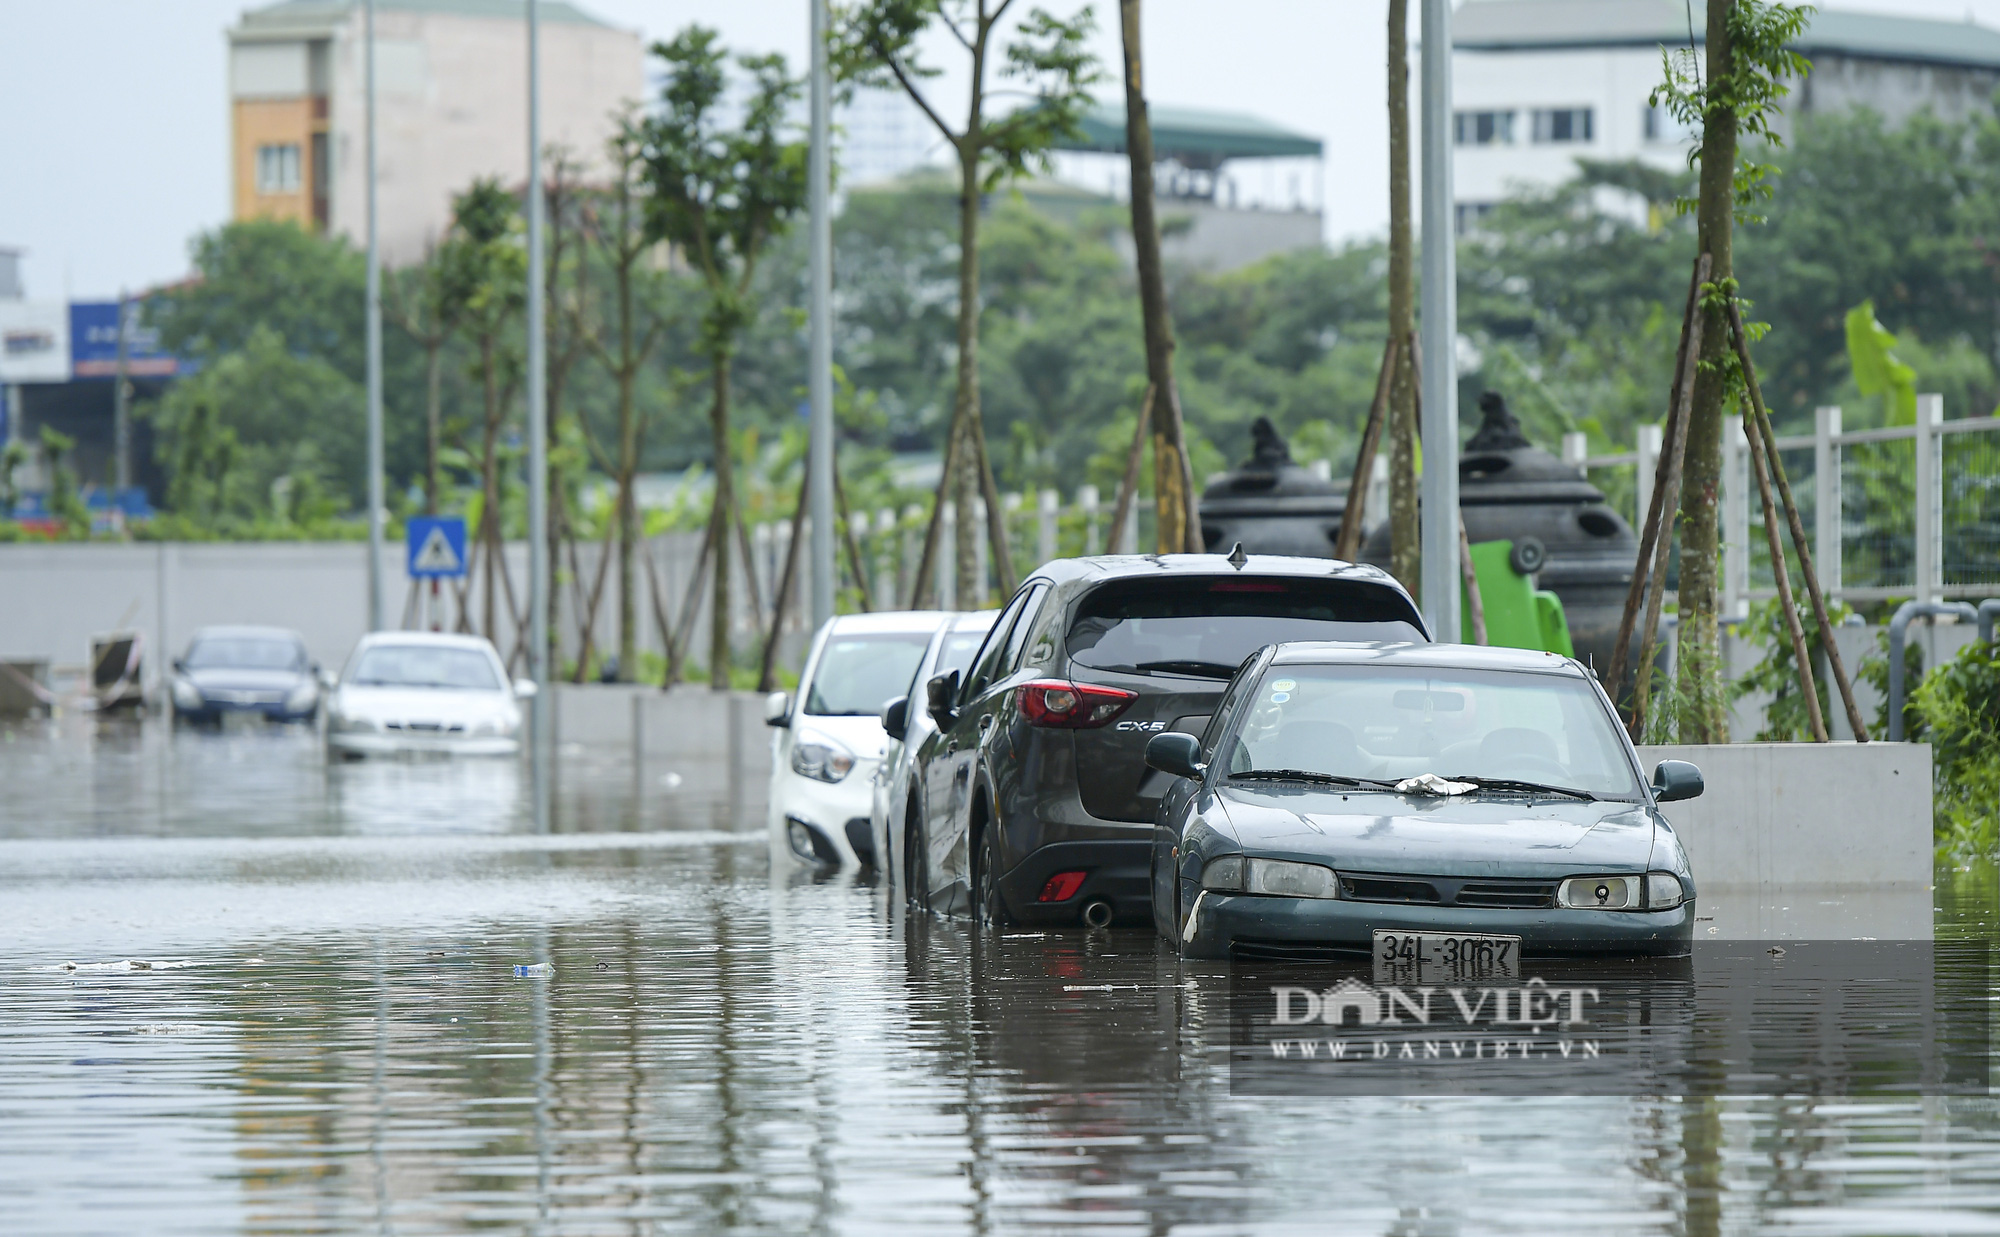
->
[3,715,1999,1235]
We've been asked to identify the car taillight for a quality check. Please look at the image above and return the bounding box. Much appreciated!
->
[1038,871,1087,902]
[1017,679,1136,729]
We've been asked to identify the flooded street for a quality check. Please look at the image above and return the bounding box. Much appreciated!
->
[5,717,2000,1235]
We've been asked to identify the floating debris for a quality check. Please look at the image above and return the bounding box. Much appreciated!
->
[513,963,552,978]
[51,959,198,973]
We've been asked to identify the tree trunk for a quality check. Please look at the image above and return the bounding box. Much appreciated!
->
[1120,0,1199,554]
[424,342,442,515]
[708,348,734,691]
[614,229,639,683]
[952,141,984,606]
[1675,0,1740,743]
[1387,0,1420,599]
[479,334,501,640]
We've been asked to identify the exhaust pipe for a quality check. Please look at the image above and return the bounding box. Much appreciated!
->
[1081,899,1114,929]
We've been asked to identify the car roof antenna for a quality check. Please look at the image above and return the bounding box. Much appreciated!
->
[1226,542,1248,570]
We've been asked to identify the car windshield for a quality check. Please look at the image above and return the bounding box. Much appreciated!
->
[1067,577,1425,676]
[348,645,501,691]
[806,633,933,717]
[185,637,305,671]
[1223,664,1643,799]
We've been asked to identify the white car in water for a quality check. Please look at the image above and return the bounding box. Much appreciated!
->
[766,612,954,869]
[871,609,996,895]
[325,632,535,759]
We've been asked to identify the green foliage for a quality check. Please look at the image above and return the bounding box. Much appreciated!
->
[1844,299,1917,424]
[1650,0,1814,222]
[1909,636,2000,860]
[1731,595,1855,740]
[39,427,90,538]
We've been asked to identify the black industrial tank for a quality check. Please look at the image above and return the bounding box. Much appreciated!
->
[1198,418,1349,559]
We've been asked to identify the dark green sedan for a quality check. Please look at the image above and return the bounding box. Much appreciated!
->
[1145,642,1703,966]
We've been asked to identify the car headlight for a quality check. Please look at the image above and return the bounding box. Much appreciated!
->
[284,681,318,711]
[171,678,201,709]
[791,737,856,783]
[328,709,374,734]
[1200,855,1339,899]
[1557,872,1685,911]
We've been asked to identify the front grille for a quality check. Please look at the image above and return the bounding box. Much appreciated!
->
[385,721,466,732]
[1341,876,1441,904]
[1230,937,1371,964]
[1339,873,1556,910]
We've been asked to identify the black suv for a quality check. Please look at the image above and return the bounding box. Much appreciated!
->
[889,552,1428,926]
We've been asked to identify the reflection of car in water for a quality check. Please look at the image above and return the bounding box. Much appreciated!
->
[170,625,327,723]
[872,610,996,890]
[904,553,1428,928]
[325,632,533,759]
[767,612,954,870]
[1144,641,1702,963]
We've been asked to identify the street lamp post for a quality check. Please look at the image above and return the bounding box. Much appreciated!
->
[1418,0,1461,641]
[526,0,552,831]
[364,0,385,632]
[807,0,835,631]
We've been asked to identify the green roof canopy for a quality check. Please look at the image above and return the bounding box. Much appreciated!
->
[1054,103,1324,165]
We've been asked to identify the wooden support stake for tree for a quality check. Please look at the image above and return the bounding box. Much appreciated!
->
[1458,516,1487,644]
[908,403,965,608]
[1107,385,1154,556]
[1333,334,1401,563]
[832,466,875,614]
[570,513,619,683]
[1605,253,1709,719]
[1726,300,1870,741]
[643,537,674,678]
[1741,383,1828,741]
[662,508,716,691]
[731,494,766,634]
[758,469,810,693]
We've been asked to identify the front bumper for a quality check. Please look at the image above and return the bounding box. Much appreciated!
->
[769,761,878,869]
[997,839,1153,926]
[180,698,313,722]
[327,730,519,757]
[1182,891,1696,961]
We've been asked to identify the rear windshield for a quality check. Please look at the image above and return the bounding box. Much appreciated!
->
[1066,576,1425,678]
[806,633,933,716]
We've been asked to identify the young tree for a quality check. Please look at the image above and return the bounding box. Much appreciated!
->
[583,117,671,682]
[835,0,1101,604]
[1652,0,1810,741]
[451,179,529,642]
[1116,0,1198,553]
[1385,0,1418,594]
[638,27,808,690]
[386,238,476,514]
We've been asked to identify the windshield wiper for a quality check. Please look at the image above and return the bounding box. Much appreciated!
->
[1440,775,1598,802]
[1229,769,1395,789]
[1130,659,1240,679]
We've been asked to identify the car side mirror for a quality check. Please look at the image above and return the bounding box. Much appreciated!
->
[1145,731,1205,781]
[880,695,910,743]
[764,690,791,727]
[172,658,186,674]
[1651,759,1703,803]
[925,671,960,726]
[513,679,539,699]
[317,667,336,690]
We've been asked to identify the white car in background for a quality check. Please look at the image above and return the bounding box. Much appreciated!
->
[325,632,535,759]
[871,610,996,897]
[766,612,953,869]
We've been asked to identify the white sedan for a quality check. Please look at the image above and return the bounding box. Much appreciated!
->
[766,612,953,869]
[325,632,534,759]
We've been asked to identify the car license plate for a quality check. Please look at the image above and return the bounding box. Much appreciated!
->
[1372,930,1521,982]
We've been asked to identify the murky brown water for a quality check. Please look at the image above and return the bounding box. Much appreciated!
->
[4,715,2000,1235]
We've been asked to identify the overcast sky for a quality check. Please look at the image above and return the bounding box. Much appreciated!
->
[6,0,2000,300]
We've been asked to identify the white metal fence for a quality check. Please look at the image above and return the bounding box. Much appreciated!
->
[1575,393,2000,613]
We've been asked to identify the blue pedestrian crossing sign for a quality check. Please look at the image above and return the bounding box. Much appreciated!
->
[406,516,468,579]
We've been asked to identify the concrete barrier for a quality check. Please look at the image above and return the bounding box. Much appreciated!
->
[1636,741,1932,890]
[550,682,771,778]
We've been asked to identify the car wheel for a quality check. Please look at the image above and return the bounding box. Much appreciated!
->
[974,822,1013,927]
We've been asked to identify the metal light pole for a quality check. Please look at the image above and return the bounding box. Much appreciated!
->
[526,0,552,831]
[113,289,131,495]
[364,0,386,632]
[1418,0,1461,641]
[806,0,836,629]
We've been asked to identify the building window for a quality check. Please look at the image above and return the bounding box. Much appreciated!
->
[1644,104,1696,143]
[256,143,302,194]
[1531,108,1594,144]
[1455,202,1498,235]
[1453,110,1515,146]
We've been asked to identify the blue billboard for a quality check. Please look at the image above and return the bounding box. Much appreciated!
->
[70,301,182,378]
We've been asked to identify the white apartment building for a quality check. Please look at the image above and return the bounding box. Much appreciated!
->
[1450,0,2000,229]
[226,0,643,264]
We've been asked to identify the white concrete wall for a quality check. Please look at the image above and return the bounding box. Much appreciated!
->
[1635,741,1933,891]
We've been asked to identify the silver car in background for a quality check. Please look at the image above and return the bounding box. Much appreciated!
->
[872,610,996,896]
[325,632,535,758]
